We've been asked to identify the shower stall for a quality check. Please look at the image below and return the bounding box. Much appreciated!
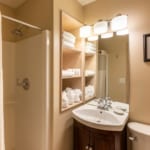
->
[1,13,50,150]
[97,50,108,98]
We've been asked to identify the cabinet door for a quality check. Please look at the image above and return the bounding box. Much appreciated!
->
[93,133,115,150]
[74,124,90,150]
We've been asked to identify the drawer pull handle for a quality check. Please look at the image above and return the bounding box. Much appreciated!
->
[89,147,93,150]
[128,136,136,141]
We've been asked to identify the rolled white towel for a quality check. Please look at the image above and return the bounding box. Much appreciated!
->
[85,85,95,98]
[62,91,68,108]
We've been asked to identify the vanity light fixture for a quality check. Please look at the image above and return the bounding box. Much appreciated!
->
[101,32,114,39]
[88,35,98,41]
[94,20,108,34]
[80,25,91,38]
[80,14,128,39]
[111,15,128,31]
[116,28,129,36]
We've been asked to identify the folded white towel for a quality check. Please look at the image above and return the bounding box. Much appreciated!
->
[63,40,75,48]
[86,42,96,48]
[85,46,96,52]
[85,70,95,76]
[63,34,76,43]
[63,31,76,40]
[62,70,74,77]
[85,50,96,54]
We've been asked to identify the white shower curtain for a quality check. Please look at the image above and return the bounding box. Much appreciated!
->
[0,12,5,150]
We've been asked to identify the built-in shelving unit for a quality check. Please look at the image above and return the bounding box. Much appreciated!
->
[60,11,97,112]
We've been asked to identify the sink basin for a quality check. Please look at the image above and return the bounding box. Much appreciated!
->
[72,101,129,131]
[74,108,119,125]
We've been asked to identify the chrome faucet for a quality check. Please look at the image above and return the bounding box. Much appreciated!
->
[97,97,112,110]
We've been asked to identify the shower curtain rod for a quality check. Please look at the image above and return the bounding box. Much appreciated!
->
[2,14,42,31]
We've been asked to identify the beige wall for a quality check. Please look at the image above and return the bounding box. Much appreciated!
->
[15,0,52,30]
[84,0,150,123]
[0,3,16,41]
[52,0,83,150]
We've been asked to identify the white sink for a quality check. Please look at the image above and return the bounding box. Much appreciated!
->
[72,100,129,131]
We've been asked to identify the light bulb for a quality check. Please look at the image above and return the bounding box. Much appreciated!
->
[116,29,129,36]
[111,15,128,31]
[94,21,108,34]
[88,35,98,41]
[101,32,113,39]
[80,25,91,38]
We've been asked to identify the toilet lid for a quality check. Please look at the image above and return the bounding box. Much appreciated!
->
[128,122,150,136]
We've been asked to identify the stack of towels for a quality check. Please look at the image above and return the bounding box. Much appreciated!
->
[62,88,82,108]
[63,31,76,48]
[85,42,96,53]
[85,70,95,76]
[62,68,80,78]
[85,85,95,99]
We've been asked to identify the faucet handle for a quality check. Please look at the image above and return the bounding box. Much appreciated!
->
[97,98,105,108]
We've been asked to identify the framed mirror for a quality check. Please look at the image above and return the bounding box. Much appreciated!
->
[97,35,129,103]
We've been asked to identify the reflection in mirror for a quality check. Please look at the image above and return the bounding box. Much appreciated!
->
[97,35,129,103]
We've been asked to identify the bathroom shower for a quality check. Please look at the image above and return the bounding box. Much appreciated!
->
[1,14,50,150]
[11,25,28,37]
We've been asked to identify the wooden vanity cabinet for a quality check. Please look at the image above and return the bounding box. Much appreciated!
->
[74,120,126,150]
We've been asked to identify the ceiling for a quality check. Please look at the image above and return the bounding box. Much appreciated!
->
[0,0,96,9]
[0,0,26,8]
[78,0,96,6]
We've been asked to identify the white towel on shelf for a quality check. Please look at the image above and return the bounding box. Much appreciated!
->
[85,70,95,76]
[85,42,96,52]
[63,34,76,44]
[63,31,76,40]
[85,46,96,51]
[85,85,95,98]
[62,91,68,108]
[62,70,74,77]
[86,42,96,48]
[63,40,75,48]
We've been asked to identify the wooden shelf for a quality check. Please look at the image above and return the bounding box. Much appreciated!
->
[63,46,82,54]
[85,51,96,56]
[62,75,82,79]
[85,74,95,78]
[62,11,82,31]
[62,101,83,112]
[60,11,97,112]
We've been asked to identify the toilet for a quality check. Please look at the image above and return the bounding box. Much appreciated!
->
[128,122,150,150]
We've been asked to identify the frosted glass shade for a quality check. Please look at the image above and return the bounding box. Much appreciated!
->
[111,15,128,31]
[80,25,91,38]
[116,29,129,36]
[101,32,113,39]
[88,35,98,41]
[94,21,108,34]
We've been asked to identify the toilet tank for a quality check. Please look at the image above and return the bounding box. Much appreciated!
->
[128,122,150,150]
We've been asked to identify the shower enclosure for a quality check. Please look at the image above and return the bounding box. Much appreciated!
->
[97,50,108,98]
[1,14,50,150]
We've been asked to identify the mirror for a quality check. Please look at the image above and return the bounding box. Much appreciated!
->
[97,35,129,103]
